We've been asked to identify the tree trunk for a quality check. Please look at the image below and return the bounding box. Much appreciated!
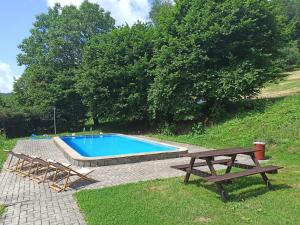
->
[93,117,99,128]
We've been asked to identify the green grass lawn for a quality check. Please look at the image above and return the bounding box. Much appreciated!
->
[75,93,300,225]
[0,136,16,219]
[0,136,17,172]
[76,173,299,225]
[0,206,5,217]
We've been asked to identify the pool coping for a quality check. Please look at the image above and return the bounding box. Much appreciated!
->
[53,134,188,167]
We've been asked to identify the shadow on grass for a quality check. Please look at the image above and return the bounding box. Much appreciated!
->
[187,176,291,202]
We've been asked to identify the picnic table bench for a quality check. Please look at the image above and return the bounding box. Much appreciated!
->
[172,148,282,201]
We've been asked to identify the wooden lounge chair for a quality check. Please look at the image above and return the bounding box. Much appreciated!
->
[30,158,71,183]
[14,154,40,177]
[7,152,37,176]
[6,152,24,172]
[48,161,95,192]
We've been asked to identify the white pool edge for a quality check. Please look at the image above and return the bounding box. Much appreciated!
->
[53,134,188,167]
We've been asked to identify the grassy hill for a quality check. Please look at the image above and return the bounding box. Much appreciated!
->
[153,93,300,166]
[151,70,300,167]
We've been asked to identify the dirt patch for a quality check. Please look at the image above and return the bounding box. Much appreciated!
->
[194,216,211,224]
[286,70,300,80]
[257,70,300,99]
[293,183,300,189]
[145,184,169,193]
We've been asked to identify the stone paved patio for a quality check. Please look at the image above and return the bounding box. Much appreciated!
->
[0,137,255,225]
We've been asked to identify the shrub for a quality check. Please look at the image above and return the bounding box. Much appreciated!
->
[279,41,300,70]
[157,122,177,135]
[191,122,205,135]
[0,109,53,138]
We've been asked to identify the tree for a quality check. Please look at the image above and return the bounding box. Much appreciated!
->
[271,0,300,69]
[272,0,300,46]
[15,1,115,130]
[148,0,285,121]
[0,95,4,107]
[77,22,154,123]
[149,0,173,25]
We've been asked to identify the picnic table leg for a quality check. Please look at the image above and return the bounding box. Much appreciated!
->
[205,158,228,202]
[225,155,236,174]
[250,153,273,190]
[221,155,237,185]
[184,157,196,184]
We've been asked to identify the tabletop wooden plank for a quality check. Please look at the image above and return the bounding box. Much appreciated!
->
[171,158,232,170]
[180,148,255,158]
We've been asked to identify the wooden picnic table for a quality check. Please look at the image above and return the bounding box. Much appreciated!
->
[172,148,282,201]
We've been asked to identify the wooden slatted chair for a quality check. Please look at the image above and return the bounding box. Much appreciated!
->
[14,154,40,177]
[48,161,95,192]
[30,158,71,183]
[6,152,24,172]
[7,152,38,176]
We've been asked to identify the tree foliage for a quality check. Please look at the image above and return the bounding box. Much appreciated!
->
[0,94,53,138]
[77,23,154,123]
[0,96,4,108]
[15,1,115,131]
[149,0,173,25]
[148,0,285,121]
[272,0,300,45]
[272,0,300,69]
[279,40,300,70]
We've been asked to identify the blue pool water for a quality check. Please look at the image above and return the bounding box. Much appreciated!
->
[61,134,176,157]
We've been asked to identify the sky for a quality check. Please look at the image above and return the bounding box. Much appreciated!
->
[0,0,153,93]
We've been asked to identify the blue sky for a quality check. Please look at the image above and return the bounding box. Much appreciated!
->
[0,0,152,93]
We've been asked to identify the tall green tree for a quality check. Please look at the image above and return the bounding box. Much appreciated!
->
[271,0,300,69]
[273,0,300,44]
[0,96,4,108]
[148,0,285,121]
[15,1,115,130]
[77,22,154,123]
[149,0,173,25]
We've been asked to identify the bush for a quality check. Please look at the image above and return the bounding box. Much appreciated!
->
[0,109,53,138]
[279,41,300,70]
[191,122,205,135]
[157,122,177,135]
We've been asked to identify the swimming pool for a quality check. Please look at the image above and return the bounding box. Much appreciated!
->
[61,134,176,157]
[54,134,187,167]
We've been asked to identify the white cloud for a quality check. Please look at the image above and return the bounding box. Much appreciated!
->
[47,0,152,25]
[0,61,20,93]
